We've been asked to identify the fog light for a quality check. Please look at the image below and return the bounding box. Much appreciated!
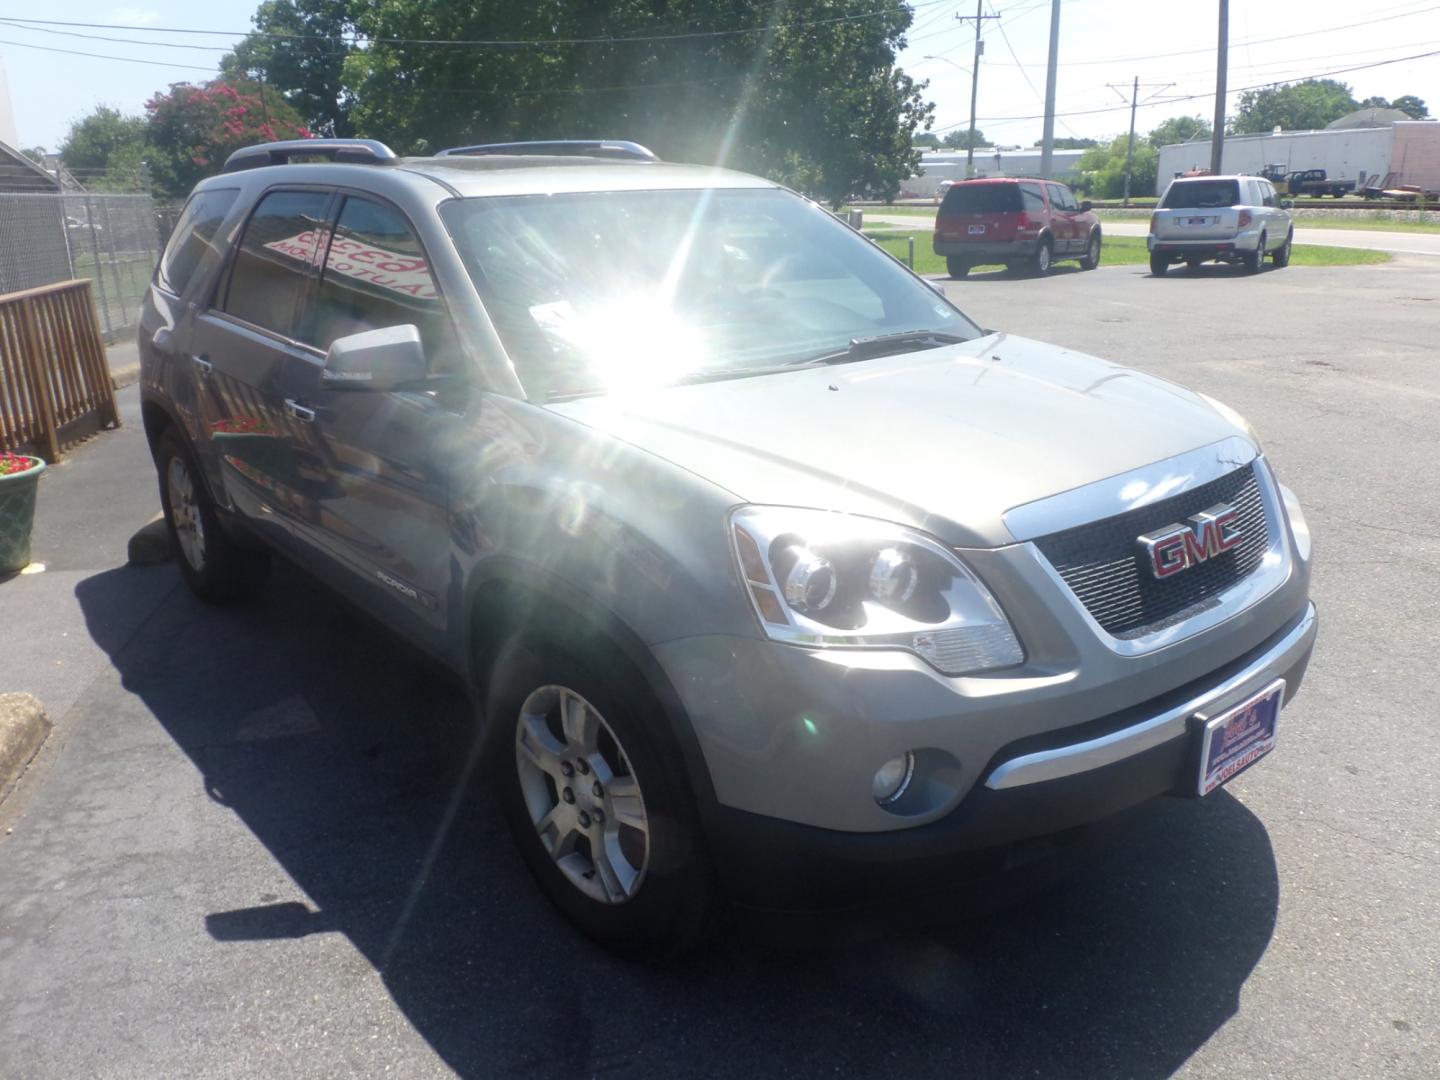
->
[872,753,916,806]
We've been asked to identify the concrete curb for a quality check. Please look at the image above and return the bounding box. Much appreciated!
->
[0,694,51,801]
[127,513,172,566]
[111,363,141,390]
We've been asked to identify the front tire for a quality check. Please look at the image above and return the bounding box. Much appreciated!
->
[1078,231,1102,270]
[946,256,970,279]
[155,428,269,604]
[490,634,717,958]
[1149,252,1169,276]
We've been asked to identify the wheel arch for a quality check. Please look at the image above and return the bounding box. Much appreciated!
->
[464,564,719,807]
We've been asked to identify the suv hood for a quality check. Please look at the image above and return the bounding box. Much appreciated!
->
[545,333,1246,547]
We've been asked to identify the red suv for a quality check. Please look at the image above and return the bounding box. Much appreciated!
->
[933,178,1102,279]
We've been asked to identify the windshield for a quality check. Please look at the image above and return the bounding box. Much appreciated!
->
[1163,179,1241,209]
[440,187,979,399]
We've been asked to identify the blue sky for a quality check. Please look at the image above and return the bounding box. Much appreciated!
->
[1,0,1437,152]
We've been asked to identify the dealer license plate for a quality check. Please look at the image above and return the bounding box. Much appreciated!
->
[968,224,986,234]
[1185,216,1211,226]
[1197,679,1284,796]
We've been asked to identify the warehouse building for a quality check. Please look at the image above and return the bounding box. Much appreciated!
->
[902,148,1086,198]
[1156,115,1440,193]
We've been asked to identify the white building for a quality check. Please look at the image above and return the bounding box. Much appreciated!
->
[902,148,1086,198]
[1156,120,1440,193]
[0,57,18,150]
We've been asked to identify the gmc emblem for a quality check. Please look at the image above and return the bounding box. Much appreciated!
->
[1138,503,1242,579]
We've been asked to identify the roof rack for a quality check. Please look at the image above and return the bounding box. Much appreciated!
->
[435,140,658,162]
[222,138,400,173]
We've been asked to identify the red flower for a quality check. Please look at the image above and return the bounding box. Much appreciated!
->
[0,452,40,477]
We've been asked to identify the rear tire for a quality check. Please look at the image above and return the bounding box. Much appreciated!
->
[1078,231,1102,270]
[1149,252,1169,276]
[946,256,970,279]
[1243,233,1266,274]
[1272,230,1293,267]
[1032,238,1053,276]
[489,633,717,959]
[155,428,269,605]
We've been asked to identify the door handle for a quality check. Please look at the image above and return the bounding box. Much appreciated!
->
[284,398,316,423]
[191,354,212,377]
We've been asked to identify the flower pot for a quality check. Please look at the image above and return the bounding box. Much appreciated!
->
[0,456,46,574]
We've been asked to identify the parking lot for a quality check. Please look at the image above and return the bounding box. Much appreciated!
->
[1,256,1436,1078]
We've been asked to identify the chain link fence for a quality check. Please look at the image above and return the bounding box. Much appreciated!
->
[0,193,161,342]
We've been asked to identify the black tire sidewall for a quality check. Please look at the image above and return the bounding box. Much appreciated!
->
[488,633,715,958]
[155,429,268,604]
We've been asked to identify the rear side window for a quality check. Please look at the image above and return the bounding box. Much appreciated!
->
[940,183,1022,214]
[1162,179,1241,209]
[306,196,456,369]
[221,190,331,337]
[1020,183,1046,213]
[156,188,239,296]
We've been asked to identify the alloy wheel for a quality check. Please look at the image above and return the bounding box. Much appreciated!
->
[514,685,650,904]
[167,455,206,571]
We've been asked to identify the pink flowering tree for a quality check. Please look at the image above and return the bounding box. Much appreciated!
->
[145,80,311,198]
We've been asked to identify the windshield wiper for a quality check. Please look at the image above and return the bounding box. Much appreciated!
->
[795,329,971,367]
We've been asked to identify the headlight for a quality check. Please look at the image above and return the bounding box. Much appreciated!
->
[1199,393,1263,450]
[729,507,1024,676]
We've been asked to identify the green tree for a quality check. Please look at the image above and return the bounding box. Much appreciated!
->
[1231,79,1357,134]
[221,0,356,136]
[1077,133,1158,199]
[145,80,311,198]
[1051,136,1097,149]
[1147,115,1210,147]
[912,131,941,148]
[1391,94,1429,119]
[1358,95,1390,109]
[940,127,986,150]
[328,0,928,206]
[57,106,151,191]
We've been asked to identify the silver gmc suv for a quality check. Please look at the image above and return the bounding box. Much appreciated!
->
[139,138,1317,956]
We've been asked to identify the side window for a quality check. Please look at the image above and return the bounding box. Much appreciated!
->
[1262,183,1278,208]
[1052,185,1078,212]
[220,190,330,337]
[157,188,240,296]
[1020,183,1047,214]
[306,196,456,370]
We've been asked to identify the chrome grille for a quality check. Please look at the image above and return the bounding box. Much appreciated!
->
[1033,464,1270,638]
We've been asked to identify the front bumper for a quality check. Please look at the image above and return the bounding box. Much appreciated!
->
[696,602,1316,908]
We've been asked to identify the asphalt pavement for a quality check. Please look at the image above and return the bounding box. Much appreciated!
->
[0,258,1436,1078]
[866,212,1440,257]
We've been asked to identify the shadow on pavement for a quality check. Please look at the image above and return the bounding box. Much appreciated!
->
[76,561,1279,1079]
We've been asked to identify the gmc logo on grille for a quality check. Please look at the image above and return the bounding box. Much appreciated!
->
[1137,503,1243,579]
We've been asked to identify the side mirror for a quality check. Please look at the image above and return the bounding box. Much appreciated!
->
[1281,199,1295,209]
[322,325,426,391]
[926,278,947,296]
[1080,200,1093,212]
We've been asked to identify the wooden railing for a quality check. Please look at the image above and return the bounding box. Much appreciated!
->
[0,279,121,461]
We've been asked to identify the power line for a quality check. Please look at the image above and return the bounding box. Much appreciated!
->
[0,3,950,49]
[1001,2,1440,68]
[0,36,216,71]
[936,45,1440,129]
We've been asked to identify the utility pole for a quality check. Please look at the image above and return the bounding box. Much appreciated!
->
[1108,78,1175,205]
[958,1,1000,177]
[1210,0,1228,174]
[1039,0,1061,178]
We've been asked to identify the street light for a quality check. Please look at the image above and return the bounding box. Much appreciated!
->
[922,55,973,77]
